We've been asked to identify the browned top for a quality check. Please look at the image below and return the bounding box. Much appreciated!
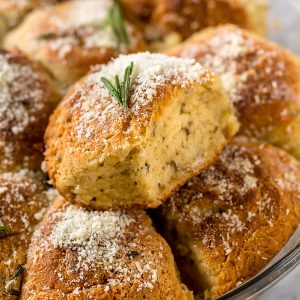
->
[21,198,190,299]
[4,0,147,88]
[0,172,49,299]
[0,0,56,28]
[120,0,156,28]
[0,49,59,172]
[44,52,216,184]
[120,0,265,41]
[168,25,300,143]
[161,142,300,297]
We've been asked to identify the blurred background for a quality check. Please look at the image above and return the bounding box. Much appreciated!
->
[268,0,300,54]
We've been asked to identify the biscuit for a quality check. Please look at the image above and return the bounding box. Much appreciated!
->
[168,25,300,159]
[159,142,300,299]
[0,49,59,173]
[0,0,56,41]
[122,0,267,50]
[45,52,239,209]
[4,0,147,91]
[20,198,192,300]
[0,173,50,300]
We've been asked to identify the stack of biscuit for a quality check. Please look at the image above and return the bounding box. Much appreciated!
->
[1,1,300,300]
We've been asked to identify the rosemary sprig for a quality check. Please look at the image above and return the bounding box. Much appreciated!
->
[108,0,130,51]
[101,62,133,111]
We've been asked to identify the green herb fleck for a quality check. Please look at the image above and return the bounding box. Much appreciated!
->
[0,229,19,239]
[127,250,140,257]
[0,225,8,231]
[101,62,133,111]
[38,32,56,40]
[8,289,20,297]
[108,0,130,51]
[12,264,25,279]
[170,160,178,172]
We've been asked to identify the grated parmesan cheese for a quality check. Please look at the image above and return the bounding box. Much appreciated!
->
[73,52,213,140]
[35,0,133,58]
[0,50,53,171]
[34,204,160,293]
[0,53,44,135]
[49,206,134,268]
[180,27,288,111]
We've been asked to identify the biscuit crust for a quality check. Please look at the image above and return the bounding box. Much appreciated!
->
[168,25,300,159]
[120,0,267,47]
[0,0,57,40]
[160,142,300,299]
[0,173,49,300]
[4,0,147,90]
[45,53,238,209]
[20,198,192,300]
[0,49,59,173]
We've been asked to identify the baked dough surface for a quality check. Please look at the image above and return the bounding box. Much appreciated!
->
[4,0,146,90]
[20,198,192,300]
[160,142,300,299]
[0,0,57,42]
[121,0,267,50]
[168,25,300,159]
[0,49,59,173]
[45,52,239,209]
[0,172,49,300]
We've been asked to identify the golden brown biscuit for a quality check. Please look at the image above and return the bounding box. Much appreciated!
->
[0,172,50,300]
[120,0,155,27]
[20,198,192,300]
[160,142,300,299]
[44,52,239,209]
[0,0,57,41]
[120,0,267,49]
[0,49,59,173]
[168,25,300,159]
[4,0,147,91]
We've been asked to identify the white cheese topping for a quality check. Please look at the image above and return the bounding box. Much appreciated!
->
[74,52,214,139]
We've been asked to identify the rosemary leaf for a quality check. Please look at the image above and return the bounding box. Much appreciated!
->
[101,62,133,111]
[108,0,130,51]
[120,82,125,106]
[123,62,133,110]
[115,1,129,45]
[115,75,121,92]
[0,225,8,231]
[101,77,122,104]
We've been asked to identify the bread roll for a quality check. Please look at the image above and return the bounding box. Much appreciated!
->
[0,172,50,300]
[159,142,300,299]
[0,49,59,173]
[0,0,56,41]
[121,0,267,49]
[4,0,147,91]
[168,25,300,159]
[120,0,154,27]
[45,52,239,209]
[20,198,192,300]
